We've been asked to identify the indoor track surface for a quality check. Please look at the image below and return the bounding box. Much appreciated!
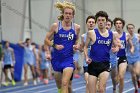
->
[0,72,138,93]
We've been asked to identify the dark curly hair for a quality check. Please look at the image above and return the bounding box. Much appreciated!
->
[86,15,95,23]
[113,17,125,28]
[95,11,108,22]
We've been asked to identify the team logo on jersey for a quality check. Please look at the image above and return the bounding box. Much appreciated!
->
[68,32,74,40]
[59,32,74,40]
[120,40,125,49]
[98,39,112,46]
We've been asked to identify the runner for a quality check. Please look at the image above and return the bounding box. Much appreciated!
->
[113,17,134,93]
[81,15,96,93]
[126,23,140,93]
[84,11,120,93]
[44,1,80,93]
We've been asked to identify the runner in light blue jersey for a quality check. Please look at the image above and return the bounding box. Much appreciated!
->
[40,45,50,84]
[81,15,96,93]
[19,38,37,86]
[32,43,41,83]
[73,50,81,78]
[2,41,16,86]
[126,24,140,93]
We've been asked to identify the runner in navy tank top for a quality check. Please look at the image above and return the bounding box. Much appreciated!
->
[52,21,77,70]
[113,17,134,93]
[44,1,80,93]
[106,19,121,93]
[84,11,120,93]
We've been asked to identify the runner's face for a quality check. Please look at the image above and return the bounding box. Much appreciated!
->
[115,20,123,31]
[106,21,112,30]
[97,17,107,29]
[86,18,96,30]
[27,40,31,45]
[5,42,9,48]
[63,8,74,22]
[127,25,135,35]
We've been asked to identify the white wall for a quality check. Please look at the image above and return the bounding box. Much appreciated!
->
[1,0,140,43]
[31,0,53,44]
[123,0,140,31]
[1,0,26,43]
[84,0,140,32]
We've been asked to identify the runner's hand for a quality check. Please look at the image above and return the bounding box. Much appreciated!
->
[86,58,92,64]
[55,45,64,50]
[73,44,80,50]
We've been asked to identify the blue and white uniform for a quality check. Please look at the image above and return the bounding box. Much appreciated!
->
[34,48,39,67]
[117,32,127,65]
[82,32,91,73]
[126,34,140,64]
[51,21,77,72]
[117,32,126,57]
[73,50,79,62]
[88,29,113,77]
[40,51,50,70]
[24,45,35,65]
[110,51,117,68]
[82,32,90,67]
[90,29,113,62]
[3,47,14,66]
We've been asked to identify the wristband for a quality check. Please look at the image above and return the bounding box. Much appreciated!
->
[52,43,55,48]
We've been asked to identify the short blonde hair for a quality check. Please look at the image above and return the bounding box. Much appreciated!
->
[55,1,75,20]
